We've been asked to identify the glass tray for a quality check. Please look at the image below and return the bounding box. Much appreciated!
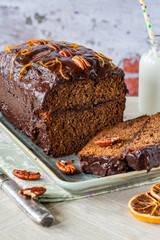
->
[1,113,160,196]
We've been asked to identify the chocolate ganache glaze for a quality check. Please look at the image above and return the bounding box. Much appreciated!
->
[0,39,126,107]
[0,39,127,157]
[79,145,160,177]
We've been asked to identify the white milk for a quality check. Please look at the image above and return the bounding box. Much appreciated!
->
[138,49,160,114]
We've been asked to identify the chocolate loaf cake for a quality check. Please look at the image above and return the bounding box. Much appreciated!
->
[0,39,127,157]
[79,113,160,176]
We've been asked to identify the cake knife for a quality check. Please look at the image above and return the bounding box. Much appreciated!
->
[0,168,54,227]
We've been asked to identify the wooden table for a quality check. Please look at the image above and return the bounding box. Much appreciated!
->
[0,97,159,240]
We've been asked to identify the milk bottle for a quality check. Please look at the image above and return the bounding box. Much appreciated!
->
[138,48,160,114]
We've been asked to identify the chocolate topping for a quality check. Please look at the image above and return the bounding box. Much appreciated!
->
[0,39,127,157]
[79,145,160,177]
[0,39,125,107]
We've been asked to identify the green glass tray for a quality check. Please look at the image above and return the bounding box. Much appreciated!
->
[1,113,160,196]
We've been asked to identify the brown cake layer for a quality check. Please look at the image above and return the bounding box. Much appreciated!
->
[40,99,125,156]
[0,39,127,157]
[79,113,160,176]
[46,74,127,112]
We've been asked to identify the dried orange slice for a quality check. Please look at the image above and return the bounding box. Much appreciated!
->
[150,183,160,201]
[128,192,160,223]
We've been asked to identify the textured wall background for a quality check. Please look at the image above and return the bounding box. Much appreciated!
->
[0,0,159,95]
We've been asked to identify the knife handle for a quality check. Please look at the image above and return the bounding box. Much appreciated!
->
[0,170,54,227]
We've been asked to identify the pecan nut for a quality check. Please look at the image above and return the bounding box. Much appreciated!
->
[56,160,76,174]
[59,49,73,57]
[19,187,46,198]
[45,43,61,50]
[95,136,120,147]
[12,169,41,180]
[72,56,91,70]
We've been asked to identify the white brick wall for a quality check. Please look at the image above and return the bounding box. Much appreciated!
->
[0,0,159,64]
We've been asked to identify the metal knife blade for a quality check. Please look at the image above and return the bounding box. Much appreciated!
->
[0,168,54,227]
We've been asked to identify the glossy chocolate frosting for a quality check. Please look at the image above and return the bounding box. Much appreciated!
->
[0,39,126,110]
[0,39,127,157]
[79,145,160,177]
[79,154,128,177]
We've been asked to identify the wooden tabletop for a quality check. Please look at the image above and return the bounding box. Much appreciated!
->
[0,97,159,240]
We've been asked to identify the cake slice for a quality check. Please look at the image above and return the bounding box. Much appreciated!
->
[0,39,127,157]
[79,114,160,176]
[126,113,160,172]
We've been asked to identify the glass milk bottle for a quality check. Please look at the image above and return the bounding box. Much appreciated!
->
[138,38,160,114]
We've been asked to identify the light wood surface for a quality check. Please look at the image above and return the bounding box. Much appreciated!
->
[0,97,159,240]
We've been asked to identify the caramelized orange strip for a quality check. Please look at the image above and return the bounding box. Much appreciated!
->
[39,60,57,68]
[112,65,117,69]
[6,39,51,53]
[9,47,35,78]
[6,45,13,53]
[97,52,112,61]
[20,46,33,55]
[28,39,52,44]
[39,57,69,80]
[109,61,117,69]
[64,43,85,53]
[10,47,36,79]
[19,63,31,78]
[65,43,79,48]
[56,58,69,80]
[28,44,34,50]
[93,51,115,68]
[30,42,39,47]
[93,51,105,66]
[75,49,85,53]
[10,42,27,49]
[19,50,51,78]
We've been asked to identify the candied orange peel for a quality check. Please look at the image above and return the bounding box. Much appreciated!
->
[19,50,51,78]
[93,51,105,66]
[63,42,85,53]
[109,61,117,69]
[20,45,33,55]
[28,39,61,50]
[28,39,53,44]
[39,57,69,80]
[56,58,69,80]
[97,52,112,61]
[92,51,115,68]
[39,60,56,68]
[6,45,13,53]
[4,39,64,79]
